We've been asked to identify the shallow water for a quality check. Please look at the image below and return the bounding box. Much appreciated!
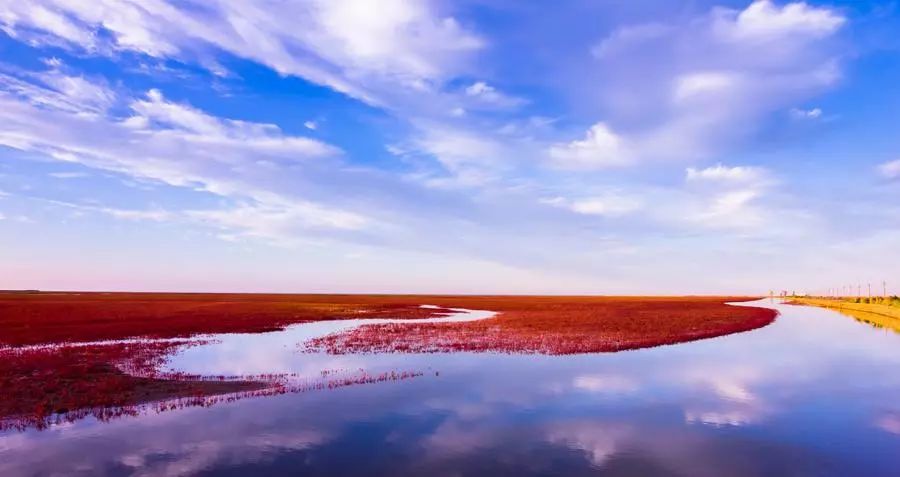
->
[2,299,899,476]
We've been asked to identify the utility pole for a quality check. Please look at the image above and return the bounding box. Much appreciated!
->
[868,283,872,299]
[884,281,888,299]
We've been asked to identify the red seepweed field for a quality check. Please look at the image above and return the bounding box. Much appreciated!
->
[0,292,458,346]
[0,341,267,431]
[306,295,777,354]
[0,292,775,430]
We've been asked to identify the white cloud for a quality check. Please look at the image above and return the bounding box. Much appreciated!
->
[681,164,775,230]
[40,56,62,68]
[101,207,173,222]
[583,1,846,165]
[716,0,845,43]
[547,122,630,169]
[42,194,367,244]
[49,171,89,179]
[304,120,317,130]
[0,1,510,227]
[463,81,524,108]
[535,162,795,236]
[878,159,900,180]
[40,198,174,222]
[126,89,339,160]
[0,0,483,106]
[591,23,671,59]
[0,1,498,219]
[38,70,115,113]
[410,125,510,187]
[418,128,501,166]
[0,2,97,48]
[313,0,482,80]
[790,107,823,119]
[570,197,640,216]
[686,164,767,183]
[0,69,114,116]
[188,199,369,243]
[541,193,641,218]
[465,82,491,96]
[673,71,740,102]
[0,73,368,243]
[689,188,764,228]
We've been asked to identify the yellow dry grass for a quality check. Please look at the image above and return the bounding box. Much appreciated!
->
[789,297,900,333]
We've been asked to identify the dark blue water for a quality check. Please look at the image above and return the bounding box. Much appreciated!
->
[1,300,898,476]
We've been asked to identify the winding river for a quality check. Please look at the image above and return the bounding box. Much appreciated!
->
[2,299,899,476]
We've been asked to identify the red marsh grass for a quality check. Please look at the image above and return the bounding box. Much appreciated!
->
[0,341,267,430]
[0,292,459,430]
[0,292,456,346]
[305,296,776,355]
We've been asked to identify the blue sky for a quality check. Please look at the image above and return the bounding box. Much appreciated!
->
[0,0,898,294]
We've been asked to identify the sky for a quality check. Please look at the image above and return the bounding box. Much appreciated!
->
[0,0,898,295]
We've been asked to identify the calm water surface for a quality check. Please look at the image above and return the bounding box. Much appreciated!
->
[2,299,899,476]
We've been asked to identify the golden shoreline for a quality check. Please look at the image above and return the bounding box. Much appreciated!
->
[788,297,900,333]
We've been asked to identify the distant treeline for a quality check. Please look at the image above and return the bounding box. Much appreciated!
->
[845,296,900,307]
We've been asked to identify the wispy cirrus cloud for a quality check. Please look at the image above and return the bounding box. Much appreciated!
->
[879,159,900,180]
[0,67,115,116]
[0,0,515,196]
[463,81,525,109]
[789,107,824,120]
[680,164,776,230]
[550,0,846,169]
[686,164,769,184]
[0,0,483,106]
[48,171,89,179]
[126,89,339,161]
[540,193,642,218]
[0,69,370,244]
